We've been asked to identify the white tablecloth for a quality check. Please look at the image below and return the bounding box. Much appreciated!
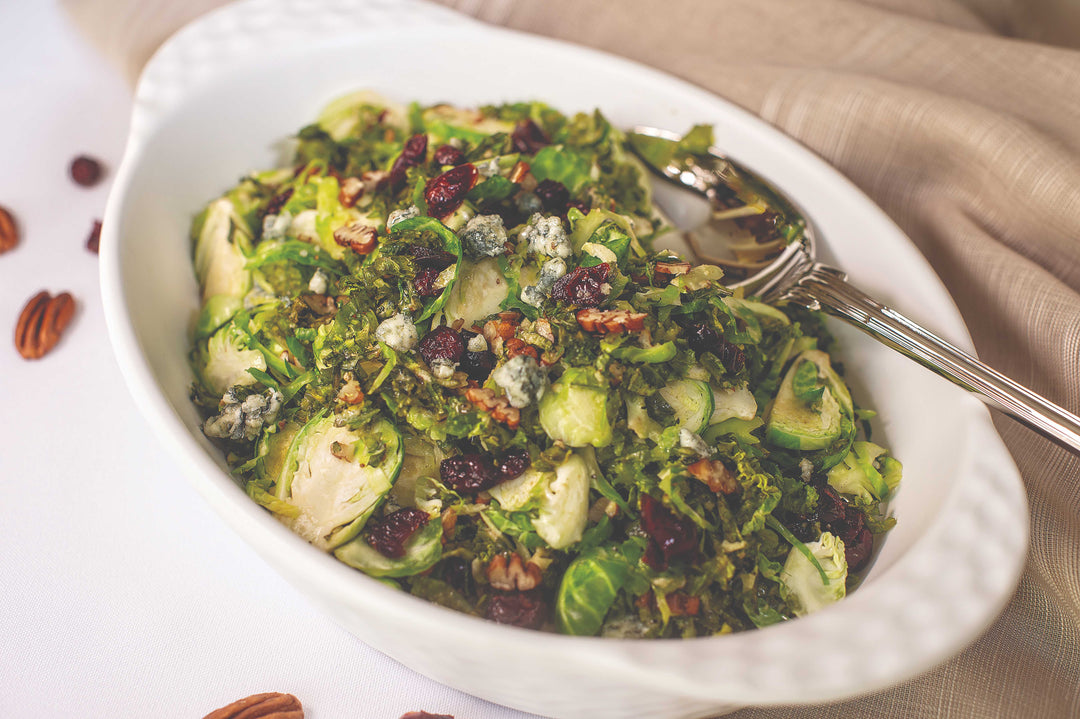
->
[0,3,533,717]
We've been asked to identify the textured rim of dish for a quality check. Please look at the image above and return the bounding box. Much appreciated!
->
[99,0,1029,708]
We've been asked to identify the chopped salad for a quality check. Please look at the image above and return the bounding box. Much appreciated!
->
[189,92,900,637]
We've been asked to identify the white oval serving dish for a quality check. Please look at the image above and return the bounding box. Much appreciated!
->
[100,1,1028,717]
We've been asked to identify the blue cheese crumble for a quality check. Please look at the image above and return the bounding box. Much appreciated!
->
[204,387,283,442]
[679,428,712,458]
[521,213,570,258]
[459,214,507,258]
[491,355,548,408]
[520,257,567,307]
[307,268,329,295]
[477,158,500,178]
[262,212,292,241]
[386,205,420,230]
[374,313,418,353]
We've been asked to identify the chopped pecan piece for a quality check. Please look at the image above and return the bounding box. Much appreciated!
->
[533,317,555,343]
[508,160,530,184]
[338,176,365,207]
[575,308,646,335]
[654,260,691,280]
[504,337,539,361]
[299,292,336,315]
[687,458,739,494]
[486,553,542,591]
[666,592,701,616]
[333,222,378,254]
[482,315,520,353]
[464,387,520,429]
[336,379,364,405]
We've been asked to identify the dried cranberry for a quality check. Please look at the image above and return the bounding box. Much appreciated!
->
[685,323,721,354]
[551,263,611,307]
[815,484,847,526]
[684,322,746,373]
[486,591,546,629]
[717,341,746,373]
[265,187,293,216]
[839,504,866,539]
[414,267,441,298]
[640,494,697,569]
[390,133,428,191]
[844,526,874,572]
[406,244,455,269]
[534,179,569,214]
[425,163,478,219]
[418,325,465,365]
[459,350,496,382]
[433,144,467,166]
[440,453,497,493]
[69,155,103,187]
[368,508,429,558]
[496,448,531,480]
[511,119,549,155]
[440,556,473,595]
[566,198,590,215]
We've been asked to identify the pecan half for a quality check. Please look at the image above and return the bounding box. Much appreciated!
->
[15,291,75,360]
[202,692,303,719]
[687,458,739,494]
[575,308,646,335]
[0,205,18,254]
[487,553,542,591]
[464,386,520,429]
[333,222,378,254]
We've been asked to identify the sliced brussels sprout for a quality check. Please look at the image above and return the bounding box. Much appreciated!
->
[658,379,714,433]
[193,198,252,300]
[709,382,757,424]
[538,368,613,447]
[827,441,902,501]
[443,257,509,327]
[779,531,848,617]
[193,294,243,341]
[334,517,442,578]
[533,452,591,550]
[625,395,662,441]
[487,468,549,511]
[389,436,443,510]
[420,103,515,144]
[315,90,409,140]
[278,417,402,550]
[766,350,853,451]
[196,319,265,396]
[556,553,630,636]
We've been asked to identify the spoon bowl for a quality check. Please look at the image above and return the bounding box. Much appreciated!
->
[629,125,1080,454]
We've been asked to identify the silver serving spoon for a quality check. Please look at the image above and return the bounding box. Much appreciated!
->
[628,125,1080,454]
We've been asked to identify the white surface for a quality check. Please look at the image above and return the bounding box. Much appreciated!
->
[0,3,533,718]
[96,1,1027,718]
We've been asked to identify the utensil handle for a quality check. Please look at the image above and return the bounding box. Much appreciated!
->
[784,264,1080,453]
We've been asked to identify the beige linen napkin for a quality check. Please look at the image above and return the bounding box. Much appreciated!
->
[65,0,1080,715]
